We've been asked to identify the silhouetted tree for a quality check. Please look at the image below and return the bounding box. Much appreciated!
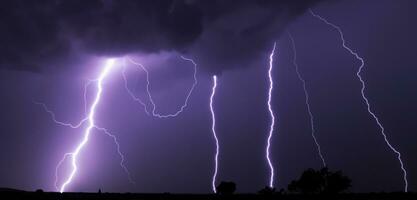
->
[288,167,351,194]
[216,181,236,195]
[288,168,324,194]
[323,169,351,194]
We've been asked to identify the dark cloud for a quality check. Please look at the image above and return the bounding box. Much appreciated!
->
[189,0,326,74]
[0,0,324,72]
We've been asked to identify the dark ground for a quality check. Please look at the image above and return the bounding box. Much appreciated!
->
[0,190,415,200]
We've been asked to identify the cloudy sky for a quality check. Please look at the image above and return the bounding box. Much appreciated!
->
[0,0,416,193]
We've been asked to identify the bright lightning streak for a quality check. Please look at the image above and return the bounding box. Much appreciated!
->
[36,61,134,191]
[124,56,197,118]
[287,32,326,167]
[310,9,408,192]
[210,75,219,193]
[266,42,277,188]
[53,126,135,191]
[59,59,116,193]
[41,55,197,192]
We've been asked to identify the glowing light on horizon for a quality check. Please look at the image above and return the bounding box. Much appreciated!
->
[210,75,219,193]
[287,31,326,167]
[266,42,277,188]
[310,9,408,192]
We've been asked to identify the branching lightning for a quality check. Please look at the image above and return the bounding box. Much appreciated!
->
[266,42,277,188]
[38,54,198,192]
[34,101,88,129]
[58,59,116,193]
[122,59,150,115]
[37,59,134,192]
[93,126,135,185]
[310,9,408,192]
[210,75,219,193]
[124,56,197,118]
[287,31,327,167]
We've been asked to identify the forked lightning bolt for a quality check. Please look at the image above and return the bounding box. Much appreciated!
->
[210,75,219,193]
[38,55,198,192]
[310,9,408,192]
[89,126,135,184]
[54,127,134,191]
[59,59,124,193]
[266,42,277,188]
[287,32,327,167]
[124,56,197,118]
[36,59,134,192]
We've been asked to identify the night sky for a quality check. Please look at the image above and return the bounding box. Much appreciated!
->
[0,0,416,194]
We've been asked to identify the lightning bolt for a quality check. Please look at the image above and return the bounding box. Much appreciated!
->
[124,56,197,118]
[310,9,408,192]
[121,59,150,115]
[54,127,134,191]
[210,75,219,193]
[36,59,134,192]
[94,126,135,185]
[39,55,197,192]
[55,153,72,191]
[266,42,277,188]
[287,31,327,167]
[58,59,117,193]
[37,99,135,191]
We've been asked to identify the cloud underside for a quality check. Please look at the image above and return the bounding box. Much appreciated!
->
[0,0,324,73]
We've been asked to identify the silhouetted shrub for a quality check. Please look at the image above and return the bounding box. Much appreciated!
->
[35,189,43,193]
[216,181,236,195]
[258,186,276,195]
[288,167,351,194]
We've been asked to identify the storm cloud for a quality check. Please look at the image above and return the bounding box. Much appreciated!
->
[0,0,324,73]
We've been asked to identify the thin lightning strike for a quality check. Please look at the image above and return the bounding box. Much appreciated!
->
[55,153,72,191]
[287,32,326,167]
[36,78,97,128]
[266,42,277,188]
[34,101,88,129]
[84,79,95,115]
[210,75,219,193]
[94,126,135,184]
[58,59,119,193]
[310,9,408,192]
[124,56,197,118]
[122,59,150,115]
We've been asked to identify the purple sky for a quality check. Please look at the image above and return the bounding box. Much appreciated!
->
[0,0,416,193]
